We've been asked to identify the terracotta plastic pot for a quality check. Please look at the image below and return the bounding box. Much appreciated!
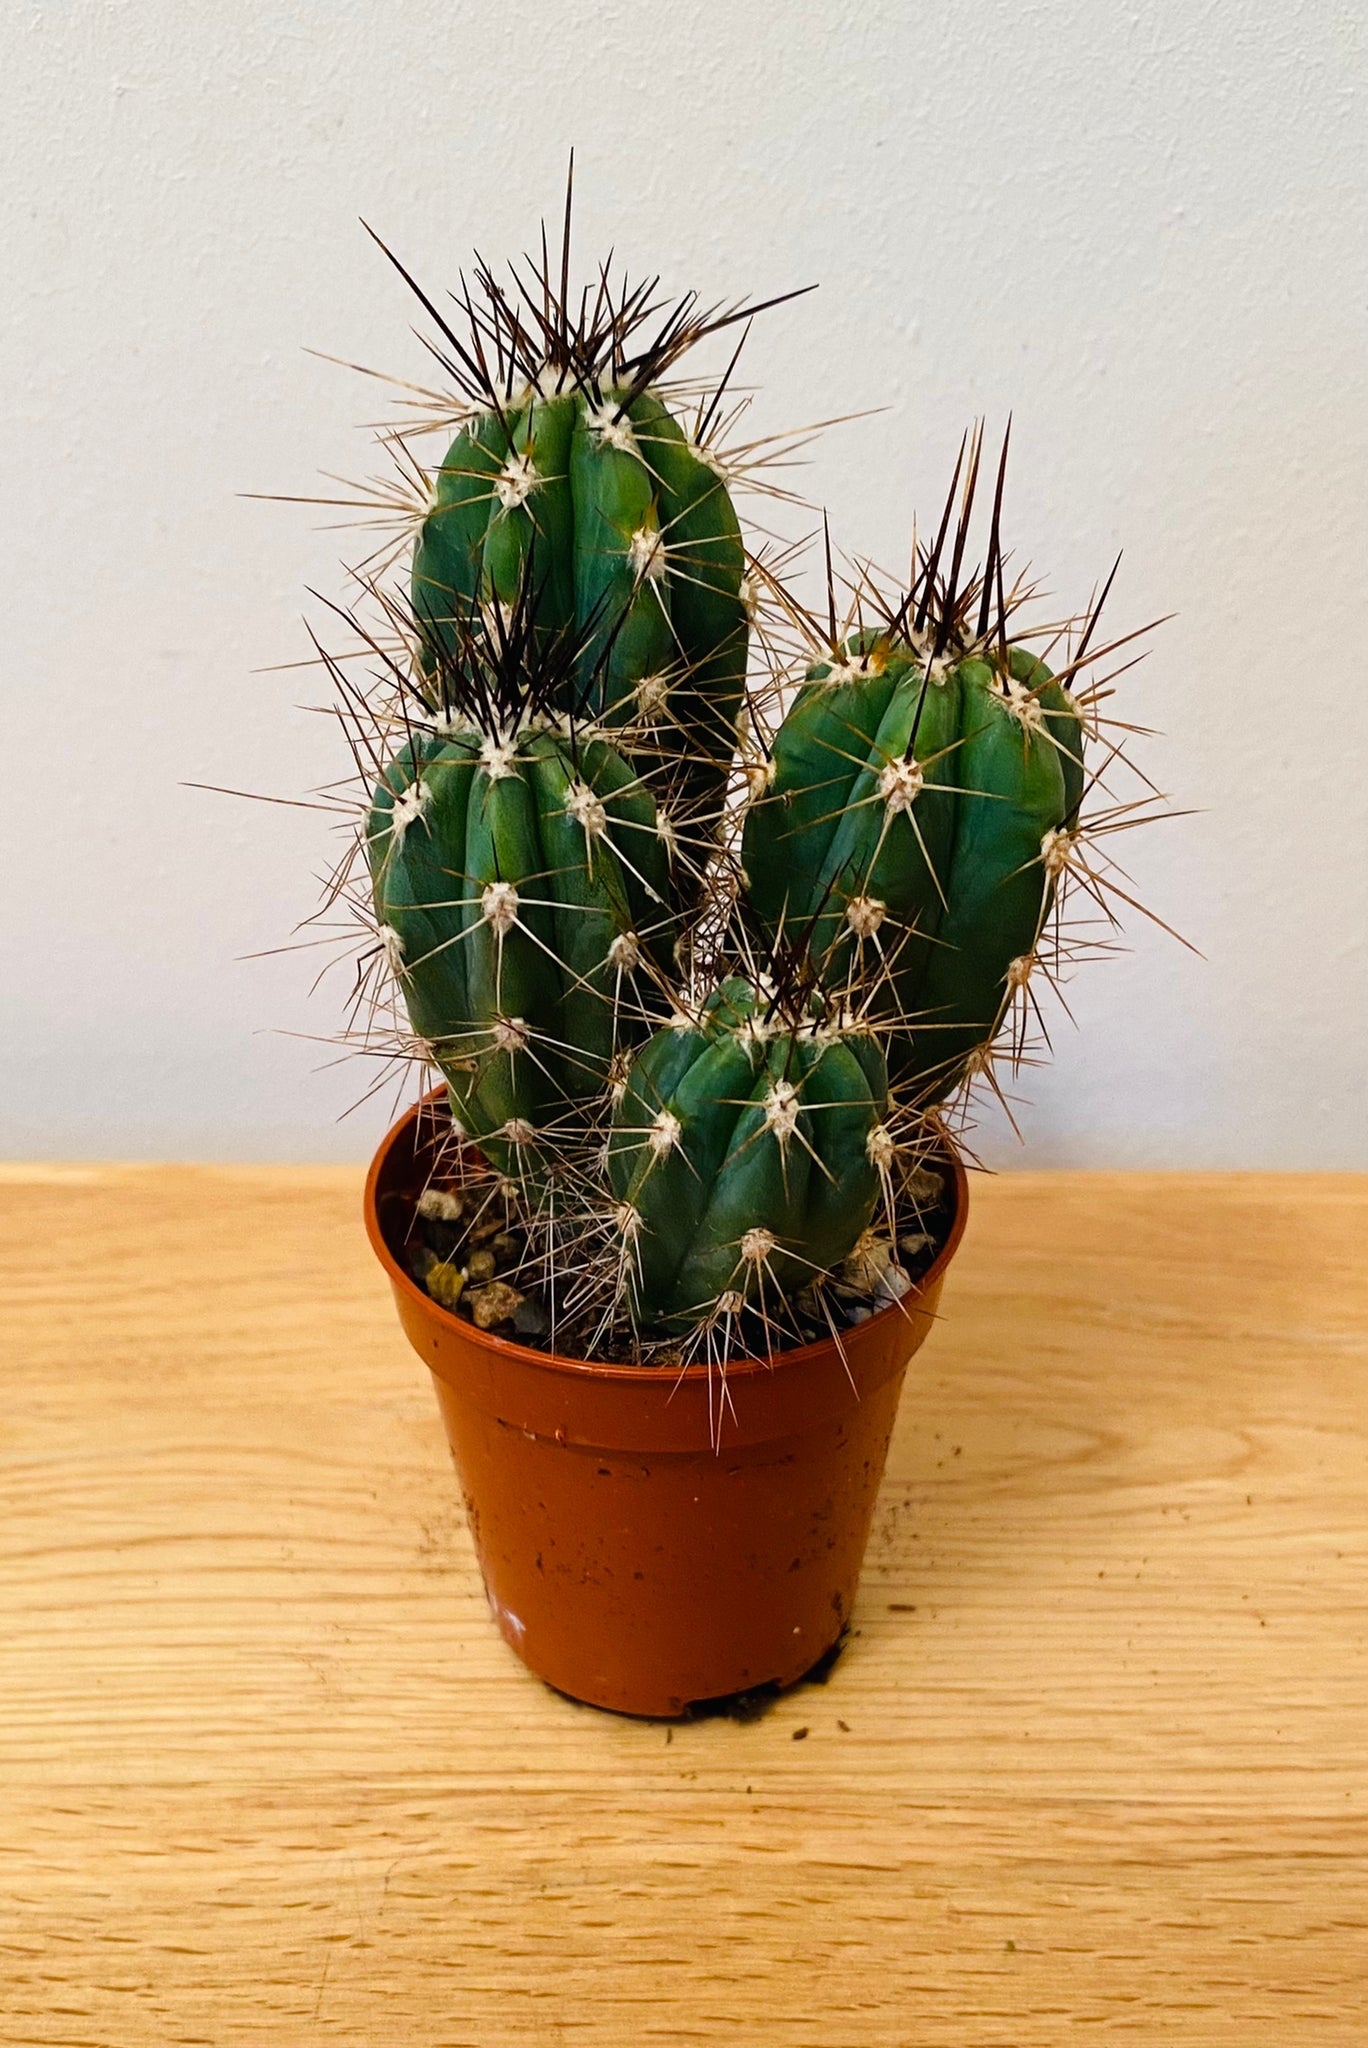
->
[364,1093,968,1717]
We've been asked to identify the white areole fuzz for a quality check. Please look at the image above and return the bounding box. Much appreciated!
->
[587,401,637,456]
[866,1123,895,1171]
[494,448,538,511]
[480,881,519,935]
[745,751,776,798]
[387,778,431,849]
[564,781,608,840]
[845,893,887,939]
[763,1080,801,1144]
[493,1016,529,1052]
[878,756,924,815]
[1005,674,1046,731]
[686,437,732,483]
[649,1108,682,1157]
[634,671,670,720]
[819,651,882,687]
[628,522,667,582]
[1040,825,1078,877]
[478,734,519,781]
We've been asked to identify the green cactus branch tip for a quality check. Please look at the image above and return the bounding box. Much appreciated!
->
[303,192,1164,1363]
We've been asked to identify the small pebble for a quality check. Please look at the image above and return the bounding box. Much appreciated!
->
[843,1234,894,1292]
[425,1260,466,1311]
[902,1161,944,1204]
[417,1186,464,1223]
[489,1231,522,1266]
[467,1281,524,1330]
[408,1242,439,1285]
[898,1230,932,1259]
[465,1248,496,1284]
[512,1297,551,1339]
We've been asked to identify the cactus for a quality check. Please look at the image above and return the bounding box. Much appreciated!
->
[305,208,1161,1364]
[415,392,746,789]
[607,977,889,1331]
[393,213,753,829]
[741,632,1085,1107]
[365,594,678,1181]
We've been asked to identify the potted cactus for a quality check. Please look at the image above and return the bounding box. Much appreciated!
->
[290,189,1159,1716]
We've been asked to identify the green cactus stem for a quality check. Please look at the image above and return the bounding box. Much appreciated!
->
[412,387,747,823]
[741,633,1085,1107]
[364,187,785,832]
[607,978,889,1331]
[367,719,675,1179]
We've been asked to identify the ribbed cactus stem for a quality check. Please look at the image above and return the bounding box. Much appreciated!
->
[740,632,1086,1108]
[607,979,889,1332]
[367,718,675,1177]
[413,385,748,829]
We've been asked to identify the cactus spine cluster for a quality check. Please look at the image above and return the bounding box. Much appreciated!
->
[305,193,1157,1364]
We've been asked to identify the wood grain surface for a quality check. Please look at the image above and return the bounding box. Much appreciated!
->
[2,1163,1366,2045]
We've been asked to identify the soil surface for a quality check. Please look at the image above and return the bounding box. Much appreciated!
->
[377,1105,958,1367]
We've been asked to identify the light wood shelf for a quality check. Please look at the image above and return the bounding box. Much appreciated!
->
[3,1164,1365,2043]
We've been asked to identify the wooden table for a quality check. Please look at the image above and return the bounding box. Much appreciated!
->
[3,1166,1366,2045]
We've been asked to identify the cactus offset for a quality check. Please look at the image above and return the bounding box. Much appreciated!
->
[607,977,889,1332]
[396,200,753,831]
[742,632,1085,1107]
[365,587,678,1181]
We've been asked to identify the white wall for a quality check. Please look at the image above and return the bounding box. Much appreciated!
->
[3,1,1365,1166]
